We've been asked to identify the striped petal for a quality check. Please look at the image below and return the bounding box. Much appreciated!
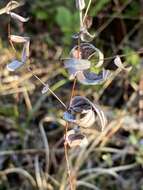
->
[65,129,88,148]
[70,43,104,68]
[76,69,110,85]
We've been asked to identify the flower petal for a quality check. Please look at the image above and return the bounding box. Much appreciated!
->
[9,35,29,43]
[64,96,107,131]
[70,43,104,67]
[7,12,29,22]
[64,58,91,71]
[75,0,85,10]
[41,84,49,94]
[65,129,88,148]
[114,55,132,72]
[76,69,110,85]
[7,60,24,71]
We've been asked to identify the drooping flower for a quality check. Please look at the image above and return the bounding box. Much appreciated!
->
[63,96,107,131]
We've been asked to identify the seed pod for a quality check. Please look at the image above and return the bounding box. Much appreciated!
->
[75,0,85,10]
[7,12,29,22]
[65,129,88,148]
[7,60,24,71]
[63,96,107,131]
[76,69,110,85]
[114,56,132,72]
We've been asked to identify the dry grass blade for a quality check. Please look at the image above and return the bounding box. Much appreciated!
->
[77,180,100,190]
[79,163,137,177]
[39,120,50,173]
[35,156,44,190]
[0,168,37,188]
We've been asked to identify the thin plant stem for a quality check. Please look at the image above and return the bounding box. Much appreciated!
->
[27,66,67,109]
[69,37,81,105]
[83,0,92,24]
[64,122,74,190]
[8,0,16,53]
[79,10,83,28]
[64,36,81,190]
[48,88,67,109]
[69,77,77,106]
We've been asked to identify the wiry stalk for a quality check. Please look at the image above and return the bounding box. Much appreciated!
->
[27,66,67,109]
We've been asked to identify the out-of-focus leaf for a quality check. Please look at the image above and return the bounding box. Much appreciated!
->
[124,48,140,67]
[90,0,112,16]
[56,6,72,32]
